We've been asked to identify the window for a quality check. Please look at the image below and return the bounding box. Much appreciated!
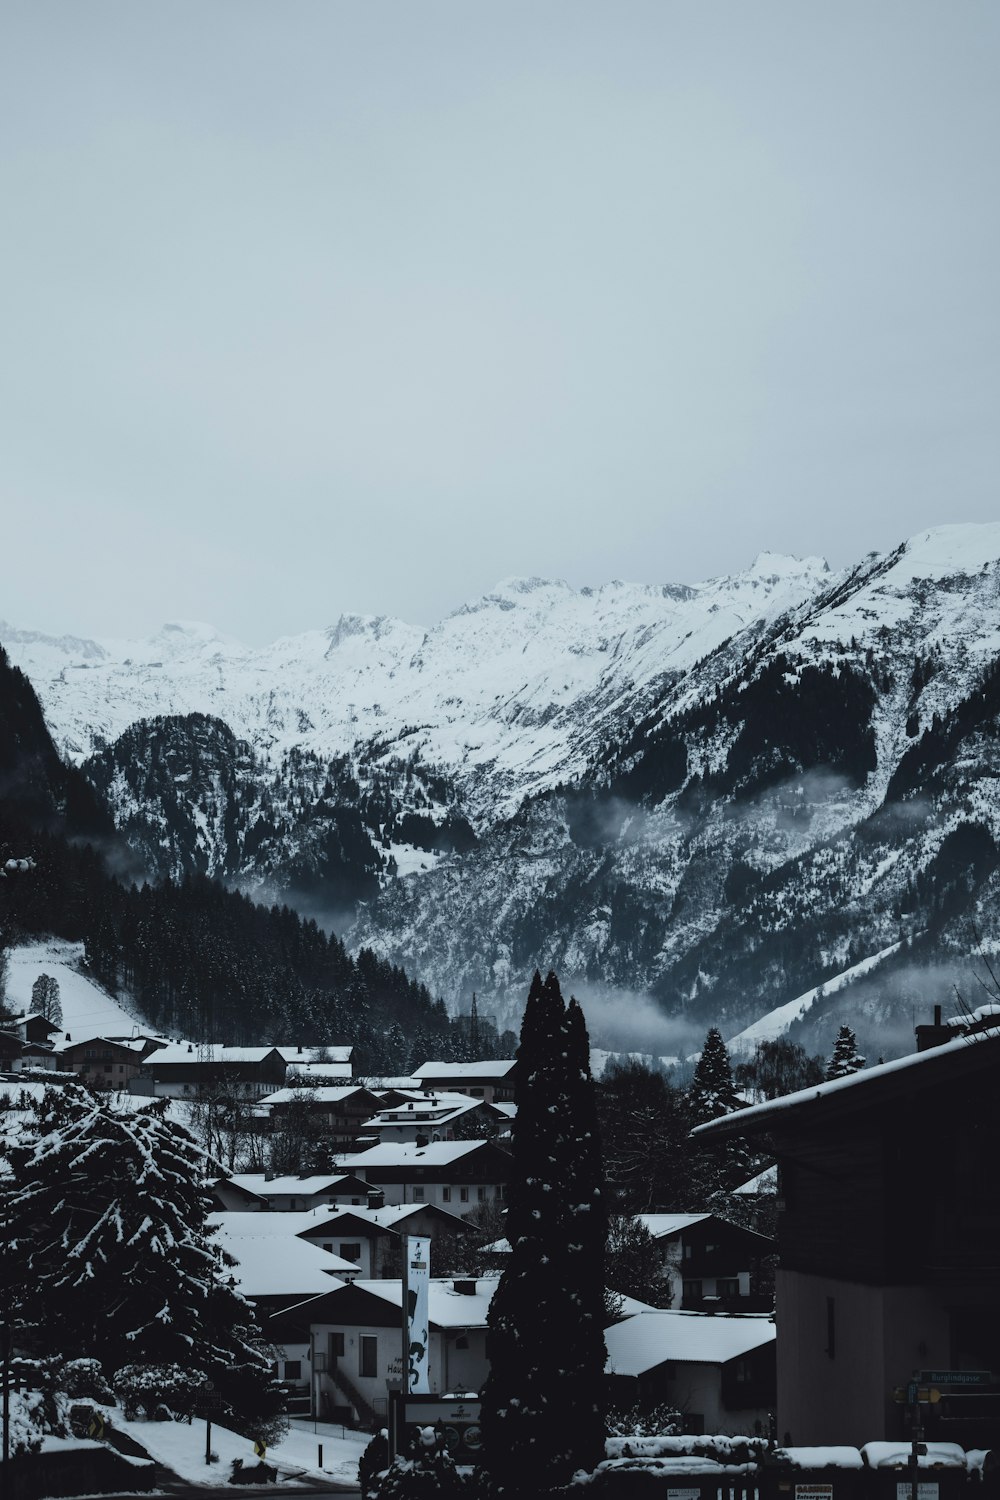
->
[683,1279,703,1302]
[442,1187,451,1202]
[340,1243,362,1263]
[413,1187,425,1202]
[283,1360,302,1381]
[459,1187,469,1203]
[717,1278,739,1297]
[329,1332,345,1360]
[477,1187,485,1202]
[360,1336,377,1379]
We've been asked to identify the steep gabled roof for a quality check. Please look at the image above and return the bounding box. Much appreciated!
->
[693,1030,1000,1141]
[605,1310,775,1376]
[412,1060,516,1081]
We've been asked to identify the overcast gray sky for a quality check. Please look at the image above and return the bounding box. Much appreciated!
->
[2,2,998,644]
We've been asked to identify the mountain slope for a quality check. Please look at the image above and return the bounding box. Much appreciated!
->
[8,525,1000,1057]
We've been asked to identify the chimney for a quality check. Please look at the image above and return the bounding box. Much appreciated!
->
[915,1003,953,1052]
[366,1189,385,1210]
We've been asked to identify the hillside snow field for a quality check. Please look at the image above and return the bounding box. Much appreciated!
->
[5,940,144,1038]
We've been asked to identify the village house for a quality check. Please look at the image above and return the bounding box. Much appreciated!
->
[2,1012,61,1072]
[137,1043,288,1098]
[60,1035,162,1089]
[411,1060,517,1104]
[211,1170,376,1212]
[274,1276,499,1426]
[604,1309,776,1436]
[289,1201,480,1278]
[637,1213,775,1311]
[358,1092,507,1147]
[335,1140,512,1217]
[207,1212,356,1415]
[260,1084,383,1153]
[274,1043,354,1083]
[694,1023,1000,1449]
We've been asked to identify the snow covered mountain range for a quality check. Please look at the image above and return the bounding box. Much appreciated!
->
[6,523,1000,1057]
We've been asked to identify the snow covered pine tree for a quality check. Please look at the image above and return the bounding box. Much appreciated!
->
[687,1027,742,1124]
[481,971,607,1495]
[0,1083,285,1439]
[825,1024,866,1080]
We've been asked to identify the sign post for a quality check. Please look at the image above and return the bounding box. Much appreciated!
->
[402,1236,431,1396]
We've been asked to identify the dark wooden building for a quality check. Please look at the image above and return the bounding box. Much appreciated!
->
[695,1029,1000,1448]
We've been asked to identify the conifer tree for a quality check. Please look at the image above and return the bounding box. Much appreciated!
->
[0,1084,285,1436]
[825,1024,866,1080]
[482,971,607,1495]
[687,1027,741,1124]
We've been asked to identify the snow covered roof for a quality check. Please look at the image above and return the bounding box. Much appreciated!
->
[62,1036,151,1054]
[636,1213,711,1239]
[208,1212,360,1270]
[272,1045,353,1063]
[605,1310,775,1377]
[362,1097,486,1128]
[144,1044,282,1066]
[213,1223,351,1297]
[285,1062,353,1081]
[339,1140,501,1169]
[226,1172,365,1197]
[693,1029,1000,1141]
[734,1165,778,1196]
[347,1276,501,1329]
[412,1061,516,1081]
[258,1086,375,1107]
[367,1202,474,1231]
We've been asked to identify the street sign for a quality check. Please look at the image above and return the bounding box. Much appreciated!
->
[87,1413,105,1440]
[896,1485,938,1500]
[919,1370,992,1386]
[253,1439,267,1458]
[198,1393,224,1413]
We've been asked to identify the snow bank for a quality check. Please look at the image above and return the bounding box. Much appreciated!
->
[113,1412,369,1486]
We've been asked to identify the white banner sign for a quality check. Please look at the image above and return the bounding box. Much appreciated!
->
[405,1236,431,1394]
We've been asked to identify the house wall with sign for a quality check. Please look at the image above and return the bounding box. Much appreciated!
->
[308,1318,489,1421]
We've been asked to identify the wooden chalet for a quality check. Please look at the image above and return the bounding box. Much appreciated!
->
[695,1026,1000,1448]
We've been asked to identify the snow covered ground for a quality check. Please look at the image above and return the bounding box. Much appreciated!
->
[113,1411,370,1486]
[4,938,146,1038]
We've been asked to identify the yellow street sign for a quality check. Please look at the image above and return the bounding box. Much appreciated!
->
[87,1414,105,1440]
[253,1439,267,1458]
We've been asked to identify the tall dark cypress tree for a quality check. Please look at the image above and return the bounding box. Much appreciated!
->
[482,972,607,1495]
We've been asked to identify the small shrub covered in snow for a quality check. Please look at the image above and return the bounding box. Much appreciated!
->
[371,1426,473,1499]
[60,1358,114,1404]
[113,1362,207,1420]
[606,1402,683,1439]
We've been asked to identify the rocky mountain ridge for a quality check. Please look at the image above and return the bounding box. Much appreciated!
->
[6,524,1000,1058]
